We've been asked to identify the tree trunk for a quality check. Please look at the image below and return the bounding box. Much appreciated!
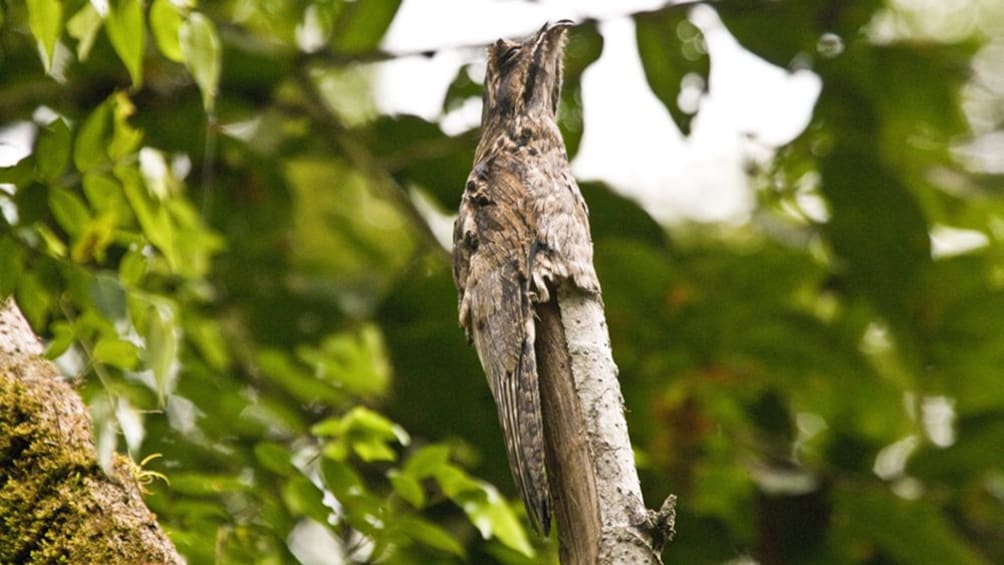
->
[0,299,182,564]
[538,284,676,564]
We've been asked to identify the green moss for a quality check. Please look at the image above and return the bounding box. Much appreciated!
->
[1,363,179,563]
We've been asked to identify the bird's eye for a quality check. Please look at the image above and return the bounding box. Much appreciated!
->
[499,46,521,67]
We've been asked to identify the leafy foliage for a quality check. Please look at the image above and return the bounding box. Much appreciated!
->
[2,0,1004,563]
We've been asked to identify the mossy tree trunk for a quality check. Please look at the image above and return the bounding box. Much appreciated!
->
[0,299,181,564]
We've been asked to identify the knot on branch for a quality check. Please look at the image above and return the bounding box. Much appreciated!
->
[643,494,677,552]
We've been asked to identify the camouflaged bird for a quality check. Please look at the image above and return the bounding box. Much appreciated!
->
[452,20,601,535]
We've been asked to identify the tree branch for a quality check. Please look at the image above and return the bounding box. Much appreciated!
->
[289,0,705,67]
[0,299,182,564]
[539,284,676,563]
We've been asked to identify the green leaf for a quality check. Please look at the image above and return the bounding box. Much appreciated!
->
[916,262,1004,413]
[442,64,482,114]
[716,1,882,68]
[74,102,112,172]
[90,273,127,320]
[109,92,143,159]
[398,515,465,557]
[352,438,397,462]
[435,465,486,499]
[83,172,129,215]
[120,165,179,268]
[105,0,145,87]
[180,13,221,112]
[67,3,103,61]
[26,0,63,73]
[170,472,249,496]
[186,316,230,371]
[0,236,24,297]
[321,439,349,461]
[150,0,184,62]
[359,409,410,447]
[581,182,667,247]
[46,320,75,359]
[312,417,344,437]
[257,349,344,405]
[93,336,140,369]
[297,325,392,398]
[254,442,295,476]
[118,248,148,287]
[820,148,931,333]
[635,9,708,134]
[403,444,451,479]
[456,480,534,558]
[346,406,404,439]
[163,197,222,278]
[330,0,401,54]
[434,466,534,557]
[282,477,331,525]
[36,118,71,182]
[0,156,36,186]
[387,469,425,508]
[564,21,604,80]
[559,21,604,157]
[319,458,366,504]
[35,224,67,257]
[71,212,117,262]
[313,407,407,462]
[15,271,52,328]
[48,187,91,237]
[911,414,1004,482]
[146,303,179,401]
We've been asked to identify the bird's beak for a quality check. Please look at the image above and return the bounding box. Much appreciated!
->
[538,19,574,37]
[527,20,570,69]
[522,19,574,114]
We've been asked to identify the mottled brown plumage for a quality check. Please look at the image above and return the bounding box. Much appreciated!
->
[452,21,600,535]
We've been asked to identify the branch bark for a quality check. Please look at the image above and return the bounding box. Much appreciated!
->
[539,284,676,564]
[0,299,182,564]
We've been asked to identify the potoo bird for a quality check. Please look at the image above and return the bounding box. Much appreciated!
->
[452,21,600,535]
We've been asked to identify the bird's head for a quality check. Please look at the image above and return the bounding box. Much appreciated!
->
[481,20,573,125]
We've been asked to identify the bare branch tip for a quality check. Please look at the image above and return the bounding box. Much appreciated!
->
[638,494,677,553]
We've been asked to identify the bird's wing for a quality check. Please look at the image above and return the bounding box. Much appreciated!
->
[452,194,476,342]
[525,166,601,298]
[452,163,551,534]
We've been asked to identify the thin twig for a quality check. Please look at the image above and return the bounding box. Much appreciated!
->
[278,1,701,68]
[58,300,117,408]
[200,111,218,217]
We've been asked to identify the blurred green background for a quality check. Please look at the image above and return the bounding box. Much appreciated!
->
[2,0,1004,563]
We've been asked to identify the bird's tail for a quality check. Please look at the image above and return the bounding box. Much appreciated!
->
[472,265,551,534]
[500,336,551,535]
